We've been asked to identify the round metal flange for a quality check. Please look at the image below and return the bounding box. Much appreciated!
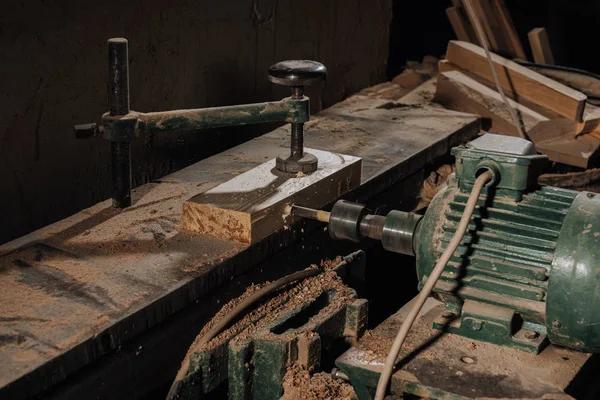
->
[276,152,318,174]
[268,60,327,87]
[329,200,369,243]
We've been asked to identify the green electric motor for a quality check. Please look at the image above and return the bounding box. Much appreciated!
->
[326,134,600,353]
[414,134,600,353]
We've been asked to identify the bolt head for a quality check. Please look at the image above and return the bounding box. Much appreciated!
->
[553,320,562,329]
[587,192,596,198]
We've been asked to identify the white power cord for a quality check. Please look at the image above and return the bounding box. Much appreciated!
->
[461,0,528,140]
[374,170,493,400]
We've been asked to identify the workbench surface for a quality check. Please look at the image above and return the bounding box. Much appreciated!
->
[0,81,480,398]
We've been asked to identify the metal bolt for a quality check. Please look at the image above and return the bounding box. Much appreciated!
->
[523,330,539,341]
[587,192,596,198]
[553,320,562,329]
[331,368,349,382]
[471,319,483,331]
[442,311,455,319]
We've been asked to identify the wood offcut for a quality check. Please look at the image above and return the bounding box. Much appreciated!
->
[528,27,555,65]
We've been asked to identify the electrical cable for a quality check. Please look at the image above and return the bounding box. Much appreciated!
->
[373,170,493,400]
[460,0,528,140]
[166,267,322,399]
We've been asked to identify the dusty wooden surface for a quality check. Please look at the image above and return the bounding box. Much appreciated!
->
[0,81,480,398]
[183,149,361,243]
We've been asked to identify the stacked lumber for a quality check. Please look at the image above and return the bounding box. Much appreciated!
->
[435,41,600,168]
[446,1,555,65]
[446,0,525,59]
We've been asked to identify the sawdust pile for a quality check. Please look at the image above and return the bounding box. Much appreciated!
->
[414,164,455,211]
[281,363,356,400]
[194,260,353,351]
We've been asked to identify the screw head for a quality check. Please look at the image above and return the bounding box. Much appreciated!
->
[587,192,596,198]
[553,320,562,329]
[471,319,483,331]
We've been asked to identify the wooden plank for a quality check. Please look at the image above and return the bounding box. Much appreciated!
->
[526,64,600,102]
[528,27,555,65]
[464,0,511,55]
[435,66,600,167]
[445,40,587,121]
[435,70,547,138]
[535,134,600,169]
[493,0,527,60]
[182,149,361,244]
[446,6,477,43]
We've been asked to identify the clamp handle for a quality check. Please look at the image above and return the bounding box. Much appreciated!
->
[268,60,327,87]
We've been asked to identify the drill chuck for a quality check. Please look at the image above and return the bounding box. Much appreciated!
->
[328,200,422,256]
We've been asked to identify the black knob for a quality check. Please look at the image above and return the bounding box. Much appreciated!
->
[268,60,327,86]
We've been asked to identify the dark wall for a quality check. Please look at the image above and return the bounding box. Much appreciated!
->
[0,0,392,244]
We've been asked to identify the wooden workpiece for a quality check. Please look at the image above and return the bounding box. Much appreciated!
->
[183,149,361,244]
[0,79,480,399]
[444,41,587,121]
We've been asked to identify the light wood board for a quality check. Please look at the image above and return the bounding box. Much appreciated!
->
[183,149,361,244]
[435,70,547,138]
[445,40,587,121]
[528,27,555,65]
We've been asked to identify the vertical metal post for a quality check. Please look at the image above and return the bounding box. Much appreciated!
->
[290,86,305,160]
[108,38,132,208]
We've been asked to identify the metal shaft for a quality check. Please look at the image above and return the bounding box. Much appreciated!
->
[290,86,305,160]
[108,38,132,208]
[291,205,331,223]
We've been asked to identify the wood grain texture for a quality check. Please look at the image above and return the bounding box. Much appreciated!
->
[445,41,586,121]
[435,71,547,137]
[528,27,555,65]
[464,0,511,54]
[183,149,361,244]
[493,0,527,60]
[435,67,600,167]
[446,6,477,43]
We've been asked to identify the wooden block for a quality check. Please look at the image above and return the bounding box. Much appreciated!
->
[528,27,555,65]
[435,70,548,138]
[445,41,587,121]
[182,149,362,244]
[446,6,477,43]
[493,0,527,60]
[535,134,600,169]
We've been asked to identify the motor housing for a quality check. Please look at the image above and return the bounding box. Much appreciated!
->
[415,134,600,353]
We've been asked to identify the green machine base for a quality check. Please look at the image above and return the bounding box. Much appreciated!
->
[336,297,599,400]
